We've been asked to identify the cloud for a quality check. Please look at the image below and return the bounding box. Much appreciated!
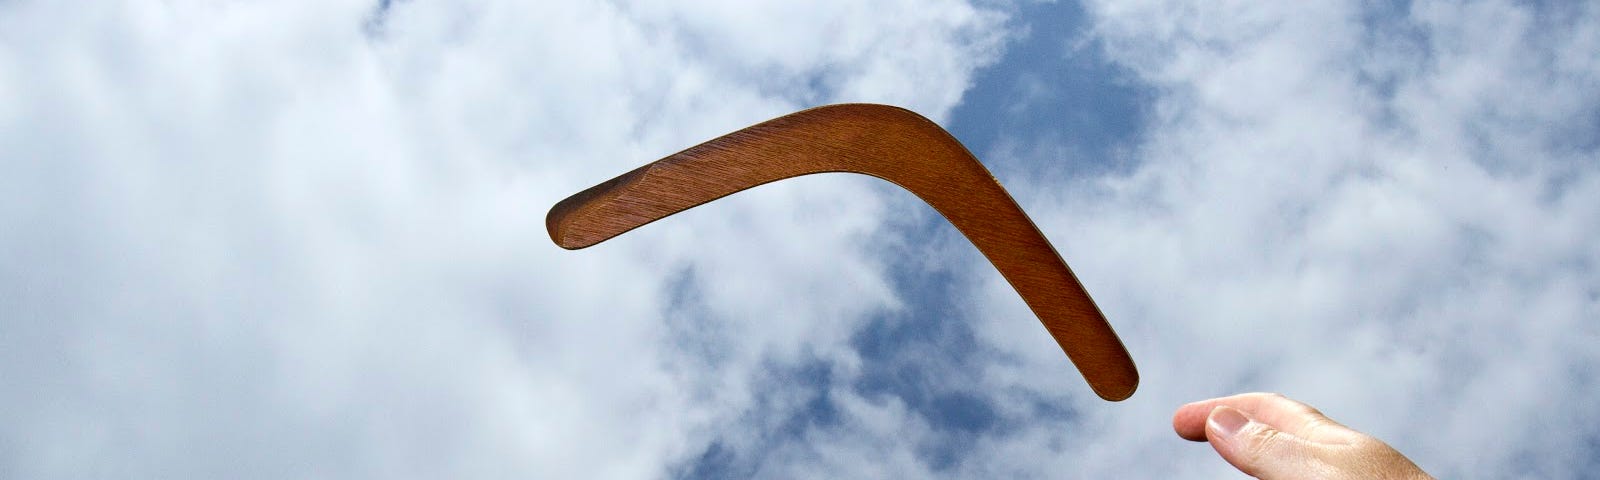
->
[5,0,1597,478]
[0,0,1003,478]
[952,0,1600,477]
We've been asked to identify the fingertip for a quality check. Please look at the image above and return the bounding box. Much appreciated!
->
[1172,402,1213,441]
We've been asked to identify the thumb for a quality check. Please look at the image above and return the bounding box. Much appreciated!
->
[1205,406,1323,479]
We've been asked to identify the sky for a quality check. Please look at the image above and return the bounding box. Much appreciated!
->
[2,0,1597,478]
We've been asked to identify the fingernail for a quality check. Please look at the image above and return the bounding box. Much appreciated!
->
[1209,406,1249,437]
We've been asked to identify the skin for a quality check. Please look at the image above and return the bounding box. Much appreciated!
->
[1173,393,1434,479]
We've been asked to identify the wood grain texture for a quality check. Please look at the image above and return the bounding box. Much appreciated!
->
[547,103,1138,401]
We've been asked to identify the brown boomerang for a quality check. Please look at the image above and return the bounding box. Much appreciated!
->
[547,103,1138,401]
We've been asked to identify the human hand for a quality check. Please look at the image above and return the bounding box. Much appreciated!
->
[1173,392,1433,479]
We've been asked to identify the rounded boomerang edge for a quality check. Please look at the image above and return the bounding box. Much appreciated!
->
[546,103,1139,401]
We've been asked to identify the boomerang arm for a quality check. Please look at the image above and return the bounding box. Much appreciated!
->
[546,104,1138,401]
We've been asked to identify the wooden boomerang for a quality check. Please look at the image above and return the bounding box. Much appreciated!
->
[547,103,1138,401]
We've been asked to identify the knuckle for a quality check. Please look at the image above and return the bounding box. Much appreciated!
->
[1243,425,1285,459]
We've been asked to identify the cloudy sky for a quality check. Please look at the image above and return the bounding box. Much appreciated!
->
[3,0,1598,478]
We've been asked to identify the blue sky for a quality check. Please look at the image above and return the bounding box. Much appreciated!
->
[3,0,1599,478]
[672,3,1152,476]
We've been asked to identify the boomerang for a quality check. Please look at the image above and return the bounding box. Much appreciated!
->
[547,103,1138,401]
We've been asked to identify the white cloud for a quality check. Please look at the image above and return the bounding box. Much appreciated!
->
[0,0,1004,477]
[958,0,1600,478]
[7,0,1596,478]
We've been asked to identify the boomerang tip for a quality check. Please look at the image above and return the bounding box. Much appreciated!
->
[546,203,589,250]
[1093,375,1139,402]
[547,167,653,250]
